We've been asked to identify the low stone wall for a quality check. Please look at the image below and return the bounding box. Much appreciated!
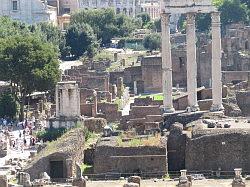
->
[129,106,161,119]
[200,86,228,100]
[186,129,250,171]
[98,103,121,122]
[236,90,250,116]
[163,112,205,129]
[94,145,167,174]
[145,115,163,123]
[24,127,85,180]
[198,99,212,111]
[81,104,93,116]
[83,118,107,133]
[84,148,94,165]
[48,116,83,129]
[167,123,187,171]
[133,98,162,107]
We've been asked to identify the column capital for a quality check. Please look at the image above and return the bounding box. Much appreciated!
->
[211,11,221,24]
[161,12,171,24]
[186,12,196,25]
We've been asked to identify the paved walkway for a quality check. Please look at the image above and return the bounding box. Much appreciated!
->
[86,179,250,187]
[122,97,135,116]
[0,128,33,174]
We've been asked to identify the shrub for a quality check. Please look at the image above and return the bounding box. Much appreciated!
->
[36,127,67,142]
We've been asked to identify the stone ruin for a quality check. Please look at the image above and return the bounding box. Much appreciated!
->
[0,138,8,158]
[49,81,83,129]
[24,126,85,181]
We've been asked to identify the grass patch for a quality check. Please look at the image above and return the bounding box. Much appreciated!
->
[139,93,164,101]
[80,163,93,173]
[85,131,99,149]
[116,134,161,147]
[93,50,113,61]
[36,127,67,142]
[9,178,17,184]
[114,98,123,110]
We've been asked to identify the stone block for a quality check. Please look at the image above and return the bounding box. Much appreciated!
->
[232,183,246,187]
[0,175,8,187]
[123,182,139,187]
[18,172,31,187]
[72,177,86,187]
[177,182,192,187]
[128,176,141,186]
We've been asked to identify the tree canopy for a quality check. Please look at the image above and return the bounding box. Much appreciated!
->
[70,8,141,44]
[136,12,151,28]
[0,35,60,120]
[0,92,18,119]
[36,22,70,59]
[143,33,161,52]
[65,23,98,58]
[196,0,249,32]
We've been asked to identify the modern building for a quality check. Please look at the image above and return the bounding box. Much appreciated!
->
[0,0,57,25]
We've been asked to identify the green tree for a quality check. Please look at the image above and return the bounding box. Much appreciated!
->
[65,23,98,58]
[219,0,249,26]
[115,14,141,37]
[196,13,211,32]
[143,33,161,52]
[137,12,151,28]
[0,35,60,121]
[71,8,141,44]
[196,0,249,32]
[154,18,161,32]
[71,8,117,44]
[0,92,18,119]
[36,22,70,59]
[0,17,30,38]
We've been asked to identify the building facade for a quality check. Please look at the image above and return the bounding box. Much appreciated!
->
[78,0,161,18]
[0,0,57,25]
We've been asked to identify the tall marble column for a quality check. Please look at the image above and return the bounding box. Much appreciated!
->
[126,0,130,16]
[210,11,224,111]
[61,88,70,116]
[55,85,59,117]
[132,0,136,17]
[186,12,199,112]
[161,13,175,113]
[114,0,117,13]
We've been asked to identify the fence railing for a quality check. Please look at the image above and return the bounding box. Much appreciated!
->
[50,170,250,182]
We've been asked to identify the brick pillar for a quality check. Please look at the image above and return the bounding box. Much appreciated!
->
[92,92,97,117]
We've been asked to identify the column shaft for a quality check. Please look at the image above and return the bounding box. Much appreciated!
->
[186,12,199,112]
[210,12,224,111]
[161,13,174,113]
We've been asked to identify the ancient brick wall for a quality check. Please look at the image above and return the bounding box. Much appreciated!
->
[80,104,93,116]
[110,71,124,85]
[167,124,187,171]
[186,129,250,171]
[24,128,85,180]
[129,106,161,119]
[98,102,121,122]
[93,145,167,174]
[124,66,142,86]
[141,56,162,92]
[222,71,250,84]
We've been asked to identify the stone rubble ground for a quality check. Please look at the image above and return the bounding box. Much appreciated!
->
[85,179,250,187]
[0,127,34,181]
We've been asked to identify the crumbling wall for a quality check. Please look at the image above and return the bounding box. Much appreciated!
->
[94,145,167,174]
[83,118,107,133]
[167,123,187,171]
[98,102,121,122]
[24,127,85,180]
[186,129,250,171]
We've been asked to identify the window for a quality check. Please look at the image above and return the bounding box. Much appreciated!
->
[12,0,18,11]
[63,8,70,14]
